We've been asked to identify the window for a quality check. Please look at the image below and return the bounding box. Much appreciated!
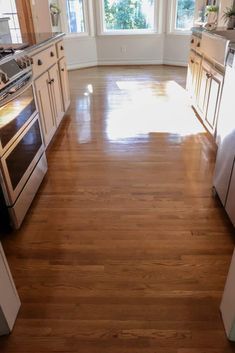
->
[60,0,88,34]
[102,0,157,33]
[66,0,86,33]
[0,0,22,43]
[174,0,195,31]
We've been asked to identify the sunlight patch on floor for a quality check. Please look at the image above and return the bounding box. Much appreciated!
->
[106,80,205,141]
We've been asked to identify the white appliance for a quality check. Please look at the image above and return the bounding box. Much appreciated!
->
[221,249,235,341]
[213,46,235,226]
[0,243,20,336]
[214,45,235,342]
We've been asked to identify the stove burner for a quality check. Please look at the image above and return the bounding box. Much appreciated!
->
[0,48,15,59]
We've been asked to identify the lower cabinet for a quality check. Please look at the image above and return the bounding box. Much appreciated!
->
[205,70,223,134]
[34,64,64,147]
[188,54,224,138]
[59,57,70,112]
[197,60,223,135]
[49,64,64,126]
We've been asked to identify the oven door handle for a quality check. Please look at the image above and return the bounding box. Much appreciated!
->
[0,73,33,107]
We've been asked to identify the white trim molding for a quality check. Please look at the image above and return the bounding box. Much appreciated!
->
[96,0,162,36]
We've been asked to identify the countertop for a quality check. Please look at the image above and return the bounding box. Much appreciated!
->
[1,32,65,56]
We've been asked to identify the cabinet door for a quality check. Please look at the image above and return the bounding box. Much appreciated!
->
[205,70,223,133]
[186,52,195,97]
[34,71,56,147]
[49,64,64,126]
[197,62,210,116]
[225,162,235,227]
[192,55,201,98]
[59,57,70,112]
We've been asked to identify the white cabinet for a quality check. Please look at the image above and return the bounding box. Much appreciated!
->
[0,243,20,336]
[31,38,70,148]
[49,64,64,126]
[34,71,57,147]
[187,34,225,140]
[59,57,70,112]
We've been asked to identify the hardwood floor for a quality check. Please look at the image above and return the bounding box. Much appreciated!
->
[0,65,235,353]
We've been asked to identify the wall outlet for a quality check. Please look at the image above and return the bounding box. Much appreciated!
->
[121,46,127,53]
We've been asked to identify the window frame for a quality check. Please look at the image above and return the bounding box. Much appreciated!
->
[168,0,196,35]
[58,0,90,37]
[97,0,161,36]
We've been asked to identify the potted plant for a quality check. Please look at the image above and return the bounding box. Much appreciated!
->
[206,5,219,24]
[50,3,61,27]
[222,6,235,29]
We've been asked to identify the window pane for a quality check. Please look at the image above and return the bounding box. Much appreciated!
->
[66,0,85,33]
[103,0,155,31]
[0,0,22,43]
[176,0,195,30]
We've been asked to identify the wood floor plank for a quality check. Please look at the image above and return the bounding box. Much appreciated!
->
[0,65,234,352]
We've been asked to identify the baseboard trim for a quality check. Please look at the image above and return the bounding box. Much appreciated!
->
[163,60,188,67]
[97,59,163,66]
[67,61,98,70]
[68,59,187,70]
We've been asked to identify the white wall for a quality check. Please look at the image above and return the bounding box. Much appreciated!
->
[64,36,97,69]
[164,34,191,66]
[96,34,164,65]
[58,0,232,70]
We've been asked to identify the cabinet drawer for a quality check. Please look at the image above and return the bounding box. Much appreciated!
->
[32,45,57,78]
[56,40,65,59]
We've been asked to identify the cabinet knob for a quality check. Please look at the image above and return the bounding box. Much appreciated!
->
[191,59,194,64]
[50,51,55,57]
[206,73,212,79]
[60,45,64,51]
[197,42,201,48]
[51,78,55,83]
[61,68,65,72]
[38,59,43,66]
[191,39,194,44]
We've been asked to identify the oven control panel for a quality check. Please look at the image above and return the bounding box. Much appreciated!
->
[0,55,32,91]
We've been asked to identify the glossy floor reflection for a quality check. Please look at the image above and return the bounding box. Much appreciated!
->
[1,66,235,353]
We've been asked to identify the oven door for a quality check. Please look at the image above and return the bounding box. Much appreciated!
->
[0,114,44,206]
[0,76,37,156]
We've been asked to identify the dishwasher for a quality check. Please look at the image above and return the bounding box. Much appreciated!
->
[213,45,235,342]
[213,46,235,226]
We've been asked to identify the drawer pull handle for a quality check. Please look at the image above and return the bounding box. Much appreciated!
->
[48,79,55,85]
[60,45,64,51]
[38,59,43,66]
[50,52,55,57]
[61,68,65,72]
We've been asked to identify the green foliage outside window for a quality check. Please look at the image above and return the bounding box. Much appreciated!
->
[103,0,154,31]
[176,0,195,30]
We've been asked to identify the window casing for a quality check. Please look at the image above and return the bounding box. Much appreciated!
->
[99,0,159,35]
[59,0,89,36]
[169,0,196,34]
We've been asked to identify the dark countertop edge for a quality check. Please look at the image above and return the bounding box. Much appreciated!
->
[191,27,206,38]
[22,32,65,56]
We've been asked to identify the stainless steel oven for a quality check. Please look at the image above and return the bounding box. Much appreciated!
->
[0,56,47,229]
